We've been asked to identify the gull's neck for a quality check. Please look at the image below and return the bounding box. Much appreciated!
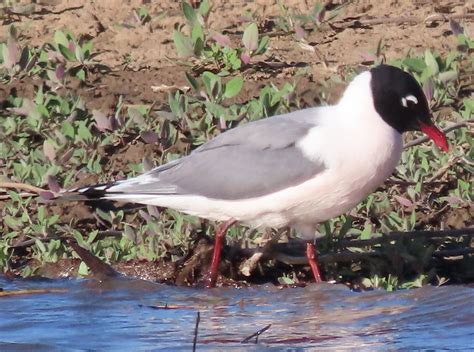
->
[336,71,398,136]
[338,71,374,114]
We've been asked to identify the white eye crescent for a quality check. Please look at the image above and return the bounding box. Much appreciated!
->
[401,95,418,107]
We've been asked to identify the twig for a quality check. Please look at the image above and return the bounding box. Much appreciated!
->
[67,240,119,279]
[11,239,35,249]
[385,179,449,186]
[323,245,474,263]
[0,288,68,297]
[426,156,460,183]
[0,181,49,195]
[241,324,271,344]
[404,119,474,149]
[192,311,200,352]
[6,5,84,17]
[336,228,474,248]
[0,192,37,200]
[335,13,474,29]
[267,247,383,265]
[239,228,287,277]
[274,244,473,265]
[433,247,474,258]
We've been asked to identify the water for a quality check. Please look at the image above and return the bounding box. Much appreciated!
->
[0,277,473,351]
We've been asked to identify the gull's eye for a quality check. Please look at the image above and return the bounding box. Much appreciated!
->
[401,94,418,108]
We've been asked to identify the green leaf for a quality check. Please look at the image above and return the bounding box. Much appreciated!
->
[35,238,47,253]
[223,76,243,98]
[57,44,76,61]
[202,71,221,96]
[424,50,439,76]
[402,58,426,73]
[54,31,69,48]
[78,261,89,276]
[243,23,259,52]
[198,0,211,16]
[62,121,75,138]
[4,215,20,229]
[463,98,474,112]
[37,206,45,223]
[82,41,93,57]
[185,72,199,91]
[193,37,204,57]
[76,68,86,81]
[172,30,193,57]
[77,121,93,142]
[338,216,353,239]
[182,1,196,25]
[87,230,99,244]
[360,224,372,240]
[254,35,270,56]
[18,47,31,70]
[75,45,84,63]
[191,22,204,47]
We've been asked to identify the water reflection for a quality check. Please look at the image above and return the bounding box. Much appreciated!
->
[0,277,472,351]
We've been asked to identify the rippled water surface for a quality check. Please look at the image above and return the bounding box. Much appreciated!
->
[0,277,473,351]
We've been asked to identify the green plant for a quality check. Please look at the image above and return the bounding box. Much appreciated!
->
[172,0,212,58]
[45,29,96,81]
[0,26,39,82]
[275,1,343,38]
[135,6,151,25]
[172,1,269,73]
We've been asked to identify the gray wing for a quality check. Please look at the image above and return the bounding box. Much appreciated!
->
[109,109,326,200]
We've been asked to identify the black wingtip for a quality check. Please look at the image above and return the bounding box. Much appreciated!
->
[47,183,115,203]
[77,186,108,199]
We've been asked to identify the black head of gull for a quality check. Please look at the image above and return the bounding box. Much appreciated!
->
[370,64,448,151]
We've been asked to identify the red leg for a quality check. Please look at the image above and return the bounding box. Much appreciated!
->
[306,242,322,283]
[206,219,237,288]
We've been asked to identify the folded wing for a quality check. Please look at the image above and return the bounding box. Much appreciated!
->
[75,109,326,201]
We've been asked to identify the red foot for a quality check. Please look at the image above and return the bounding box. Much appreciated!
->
[306,242,322,283]
[206,219,237,288]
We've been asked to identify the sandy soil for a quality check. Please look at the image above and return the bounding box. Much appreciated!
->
[1,0,471,111]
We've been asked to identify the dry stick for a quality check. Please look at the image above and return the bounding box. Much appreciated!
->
[426,156,460,183]
[6,5,85,17]
[433,247,474,258]
[386,179,447,186]
[274,246,474,265]
[335,13,474,29]
[192,311,200,352]
[241,324,272,344]
[404,118,474,149]
[320,247,474,263]
[0,181,49,195]
[0,192,37,200]
[336,228,474,248]
[68,241,119,279]
[239,228,288,277]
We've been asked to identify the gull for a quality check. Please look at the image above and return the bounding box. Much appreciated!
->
[60,65,449,287]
